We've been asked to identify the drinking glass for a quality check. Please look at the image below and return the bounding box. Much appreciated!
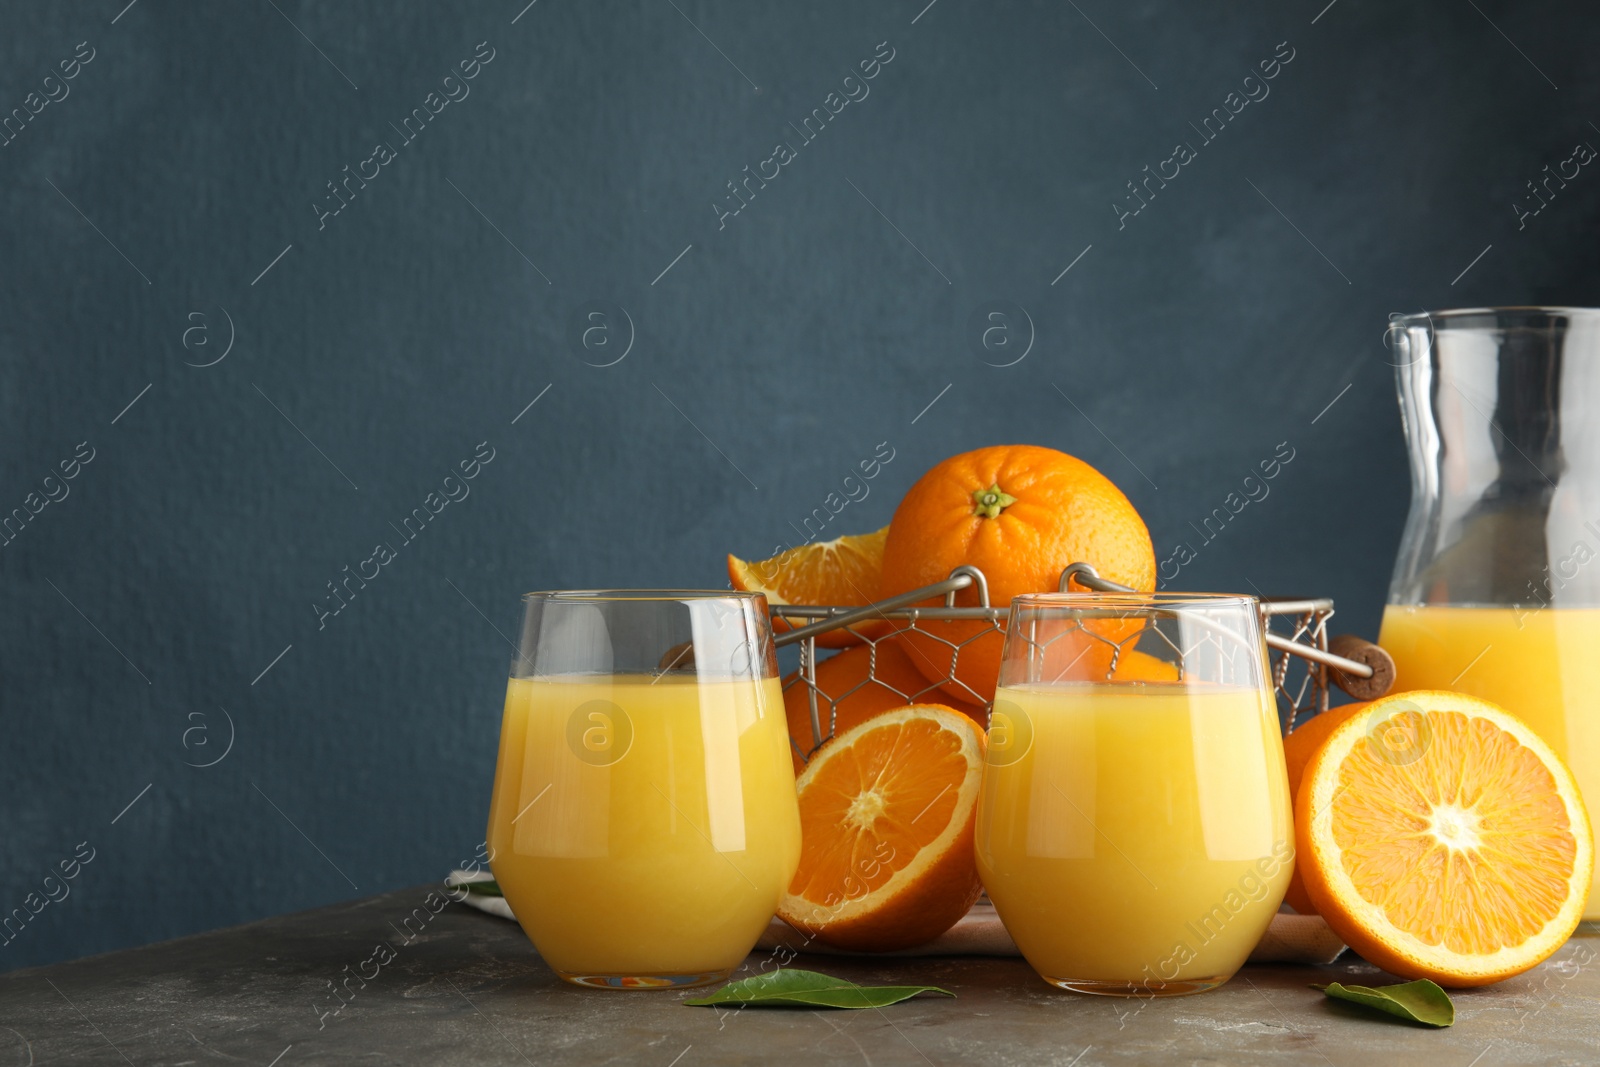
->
[975,592,1292,996]
[1382,307,1600,918]
[485,590,800,989]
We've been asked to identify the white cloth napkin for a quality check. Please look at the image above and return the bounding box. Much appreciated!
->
[447,870,515,919]
[445,870,1346,965]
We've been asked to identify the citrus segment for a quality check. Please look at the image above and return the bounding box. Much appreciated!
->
[782,637,986,775]
[729,528,890,648]
[1297,691,1592,986]
[778,706,985,952]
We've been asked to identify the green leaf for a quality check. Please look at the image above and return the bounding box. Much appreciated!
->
[1313,979,1454,1027]
[456,880,503,898]
[685,968,954,1009]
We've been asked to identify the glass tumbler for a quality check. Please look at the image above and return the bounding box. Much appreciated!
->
[1381,307,1600,918]
[975,592,1292,996]
[485,590,801,988]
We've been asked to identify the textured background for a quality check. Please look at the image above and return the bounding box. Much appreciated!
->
[2,0,1597,971]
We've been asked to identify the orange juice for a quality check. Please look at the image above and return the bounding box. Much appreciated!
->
[486,674,800,980]
[1378,605,1600,919]
[976,683,1293,991]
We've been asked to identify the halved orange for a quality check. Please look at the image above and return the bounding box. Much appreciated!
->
[778,705,985,952]
[782,637,987,776]
[1297,691,1593,986]
[729,528,890,648]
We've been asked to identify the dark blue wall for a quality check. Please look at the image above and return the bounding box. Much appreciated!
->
[4,0,1598,970]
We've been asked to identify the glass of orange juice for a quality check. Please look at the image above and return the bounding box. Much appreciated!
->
[485,590,800,989]
[976,592,1293,996]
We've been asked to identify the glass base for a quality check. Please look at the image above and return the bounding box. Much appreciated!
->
[1041,974,1230,997]
[556,968,733,990]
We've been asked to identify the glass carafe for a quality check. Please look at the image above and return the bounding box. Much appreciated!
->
[1382,307,1600,919]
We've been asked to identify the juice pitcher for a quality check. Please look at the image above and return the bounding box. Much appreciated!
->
[1382,307,1600,919]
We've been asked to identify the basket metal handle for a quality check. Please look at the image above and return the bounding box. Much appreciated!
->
[771,571,981,648]
[774,561,1378,684]
[1060,563,1375,680]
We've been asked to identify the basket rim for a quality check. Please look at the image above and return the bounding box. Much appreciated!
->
[770,596,1333,622]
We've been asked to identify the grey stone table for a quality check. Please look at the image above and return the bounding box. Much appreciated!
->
[2,887,1596,1066]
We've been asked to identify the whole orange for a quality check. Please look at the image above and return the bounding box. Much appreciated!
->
[783,637,986,775]
[1278,702,1366,915]
[879,445,1155,703]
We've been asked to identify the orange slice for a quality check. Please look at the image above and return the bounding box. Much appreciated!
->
[728,528,890,648]
[782,637,987,776]
[1297,691,1593,986]
[777,705,985,952]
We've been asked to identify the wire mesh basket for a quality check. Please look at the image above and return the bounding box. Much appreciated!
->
[771,562,1389,769]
